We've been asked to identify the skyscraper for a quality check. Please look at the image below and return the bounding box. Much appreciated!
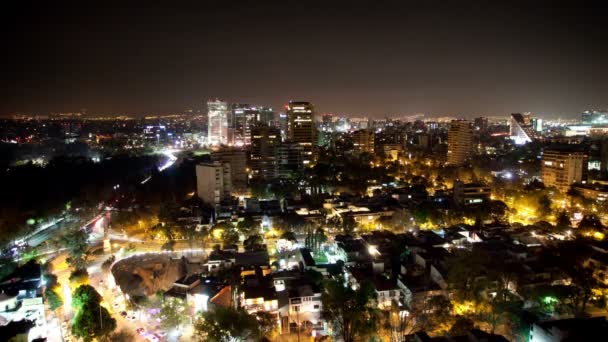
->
[447,120,472,166]
[287,101,316,166]
[207,99,229,145]
[232,104,276,145]
[352,129,375,154]
[509,113,536,145]
[250,125,281,180]
[542,146,588,193]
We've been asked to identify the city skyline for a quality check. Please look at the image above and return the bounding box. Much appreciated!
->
[2,2,608,118]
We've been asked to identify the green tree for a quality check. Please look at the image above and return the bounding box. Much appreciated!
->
[45,288,63,312]
[556,211,572,229]
[321,278,379,342]
[236,217,258,235]
[72,284,101,309]
[243,234,264,251]
[72,301,116,342]
[160,296,188,329]
[194,307,260,342]
[222,229,240,246]
[58,228,89,270]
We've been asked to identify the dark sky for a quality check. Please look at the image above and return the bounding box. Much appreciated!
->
[1,1,608,118]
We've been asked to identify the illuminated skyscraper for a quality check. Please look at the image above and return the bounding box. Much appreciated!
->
[207,99,229,145]
[509,113,536,145]
[232,104,276,145]
[287,101,316,166]
[250,125,281,180]
[447,120,472,166]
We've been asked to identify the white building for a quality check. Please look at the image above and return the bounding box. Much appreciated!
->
[207,99,229,145]
[196,162,232,205]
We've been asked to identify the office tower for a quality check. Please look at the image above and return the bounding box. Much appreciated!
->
[207,99,229,145]
[510,113,536,145]
[212,147,248,193]
[447,120,473,166]
[250,125,280,180]
[276,142,304,178]
[352,129,375,154]
[287,101,316,166]
[473,117,488,132]
[232,105,277,145]
[542,146,588,193]
[196,161,232,205]
[278,112,289,141]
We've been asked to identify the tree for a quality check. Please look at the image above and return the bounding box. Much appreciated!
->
[341,216,357,236]
[256,311,277,340]
[556,211,572,229]
[161,239,176,251]
[72,285,101,309]
[243,234,263,251]
[45,288,63,312]
[99,330,134,342]
[448,316,474,336]
[280,231,297,242]
[194,307,259,342]
[58,228,89,270]
[160,296,188,330]
[236,217,258,235]
[222,229,240,246]
[72,301,116,342]
[321,278,379,342]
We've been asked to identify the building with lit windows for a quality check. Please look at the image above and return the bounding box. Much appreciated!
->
[287,101,316,166]
[250,125,281,180]
[211,147,248,193]
[447,120,472,166]
[207,100,229,145]
[541,146,588,193]
[352,129,374,154]
[453,180,491,206]
[510,113,536,145]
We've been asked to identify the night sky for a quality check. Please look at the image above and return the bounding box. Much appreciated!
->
[1,1,608,118]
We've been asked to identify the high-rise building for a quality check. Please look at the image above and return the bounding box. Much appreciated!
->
[276,142,304,178]
[196,161,232,205]
[250,125,281,180]
[447,120,472,166]
[287,101,316,166]
[473,117,488,132]
[212,147,248,193]
[231,104,276,146]
[207,100,229,145]
[510,113,536,145]
[278,112,289,141]
[352,129,375,154]
[542,146,588,193]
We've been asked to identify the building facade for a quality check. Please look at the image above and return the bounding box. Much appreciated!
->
[447,120,472,166]
[211,147,248,193]
[250,125,281,180]
[287,101,315,166]
[196,162,232,205]
[207,100,230,145]
[352,129,375,154]
[541,147,588,193]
